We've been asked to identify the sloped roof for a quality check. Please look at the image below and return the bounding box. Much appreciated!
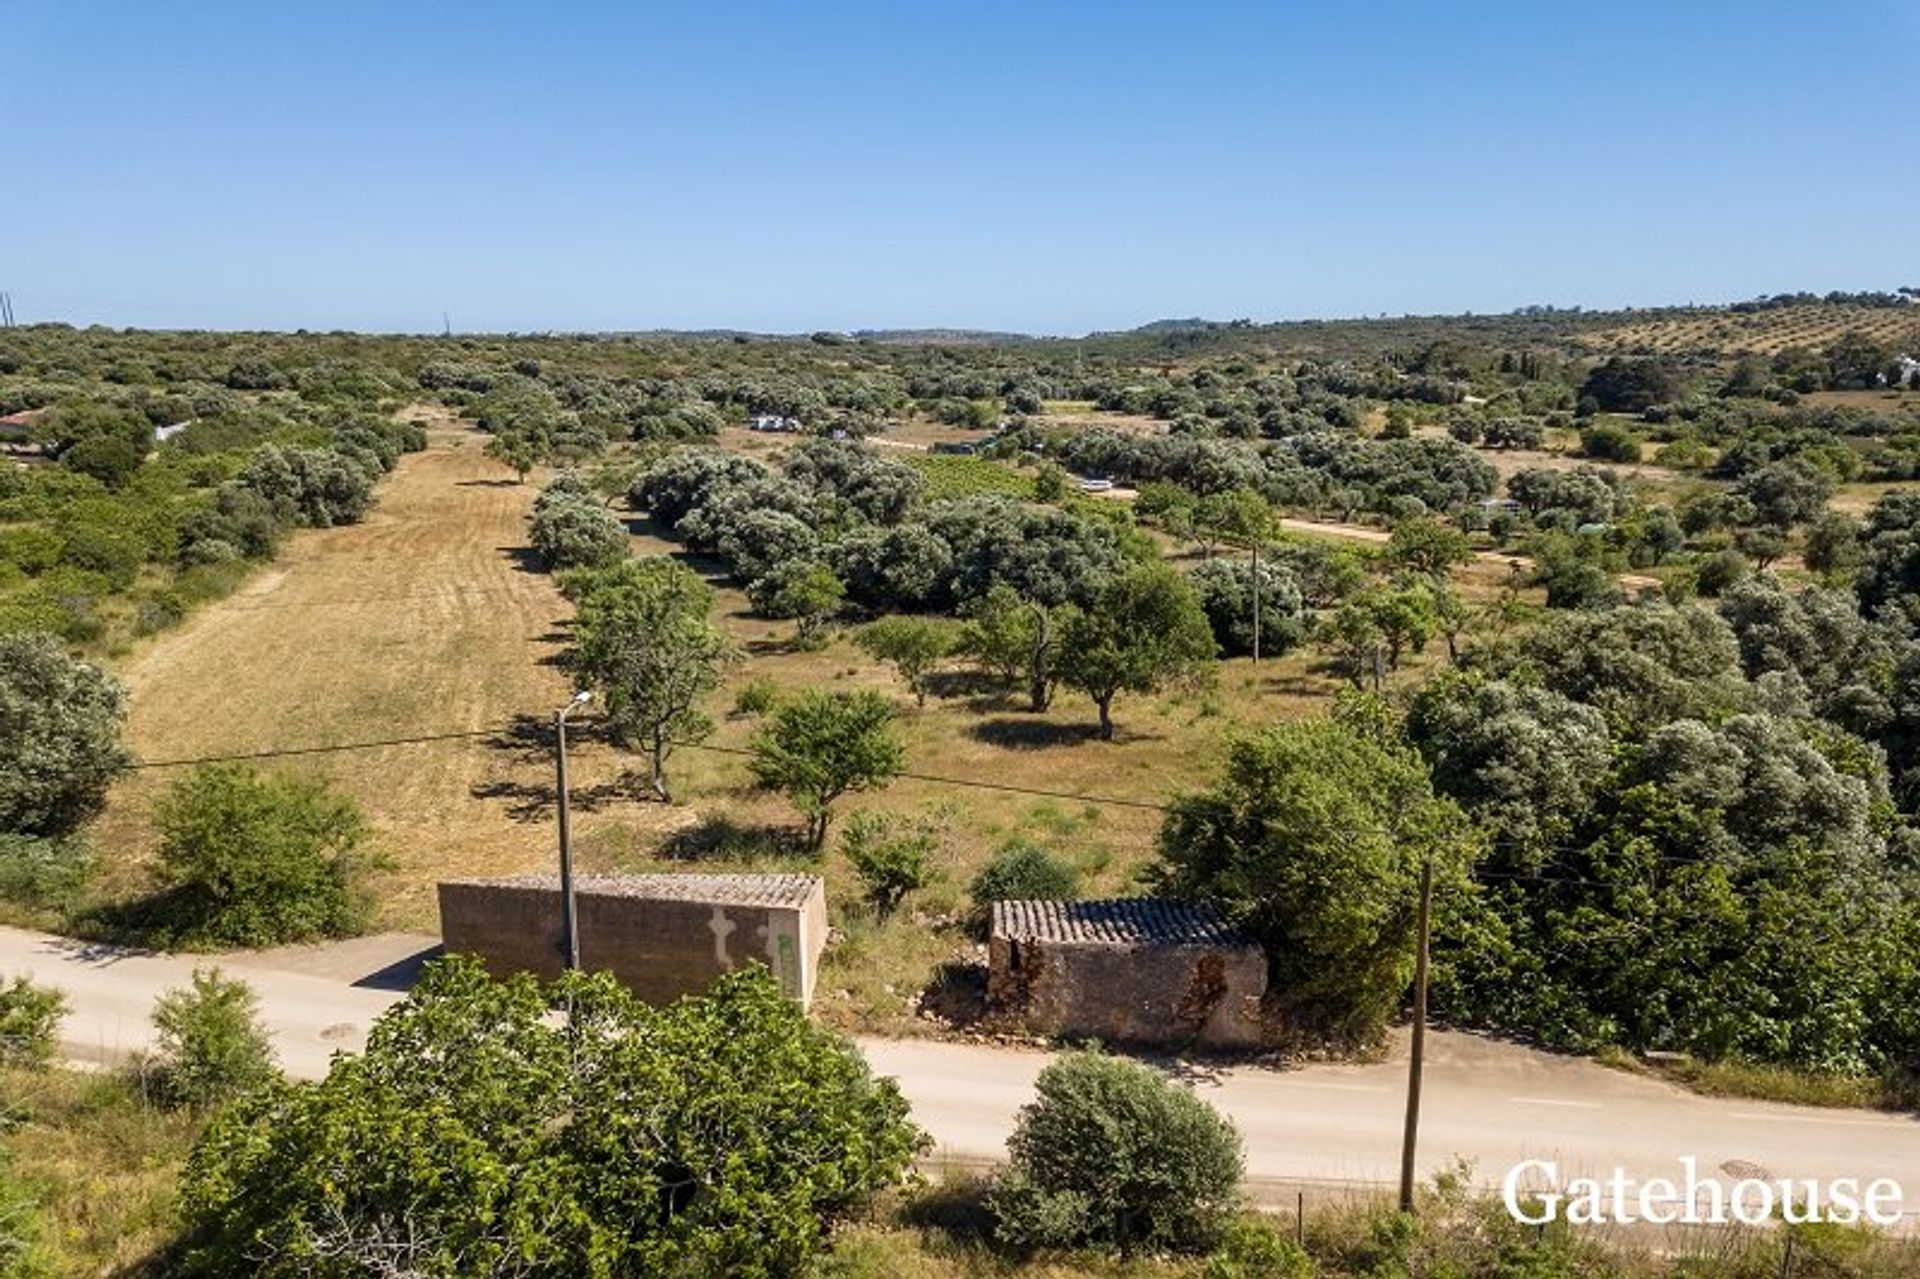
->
[991,898,1253,947]
[444,873,821,909]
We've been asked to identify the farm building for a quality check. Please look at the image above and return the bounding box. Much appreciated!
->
[988,898,1268,1050]
[438,872,828,1006]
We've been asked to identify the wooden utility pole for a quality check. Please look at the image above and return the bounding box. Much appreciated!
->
[1398,855,1434,1214]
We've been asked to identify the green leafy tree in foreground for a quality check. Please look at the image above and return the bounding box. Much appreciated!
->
[0,632,133,839]
[990,1052,1244,1257]
[749,690,904,850]
[854,615,954,707]
[1151,718,1475,1047]
[150,763,375,948]
[178,958,925,1279]
[1058,563,1216,739]
[570,557,736,801]
[0,975,66,1069]
[143,968,279,1110]
[484,430,542,483]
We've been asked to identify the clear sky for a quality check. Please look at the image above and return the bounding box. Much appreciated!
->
[3,1,1914,335]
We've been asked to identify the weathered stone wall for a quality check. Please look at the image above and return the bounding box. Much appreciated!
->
[988,935,1268,1049]
[438,874,826,1006]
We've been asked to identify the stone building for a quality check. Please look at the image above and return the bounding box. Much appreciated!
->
[438,872,828,1006]
[988,898,1268,1050]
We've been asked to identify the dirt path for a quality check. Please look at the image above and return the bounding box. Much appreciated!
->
[96,422,583,926]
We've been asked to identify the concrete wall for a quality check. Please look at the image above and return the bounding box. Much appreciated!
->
[988,935,1268,1050]
[438,875,827,1006]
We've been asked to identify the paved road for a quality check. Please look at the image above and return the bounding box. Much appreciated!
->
[7,925,1917,1212]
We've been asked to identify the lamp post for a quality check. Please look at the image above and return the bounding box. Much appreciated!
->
[555,690,591,971]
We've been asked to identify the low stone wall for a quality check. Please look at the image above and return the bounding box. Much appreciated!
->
[438,873,827,1006]
[988,899,1268,1050]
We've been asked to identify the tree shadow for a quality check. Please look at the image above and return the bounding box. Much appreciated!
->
[918,960,990,1029]
[897,1173,996,1243]
[497,544,546,575]
[965,718,1104,750]
[922,670,1018,706]
[657,814,810,863]
[456,478,523,488]
[470,772,650,823]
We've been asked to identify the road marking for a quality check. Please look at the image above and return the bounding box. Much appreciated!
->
[1728,1111,1915,1130]
[1509,1096,1604,1109]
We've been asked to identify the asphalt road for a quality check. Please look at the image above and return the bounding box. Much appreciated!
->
[7,925,1918,1213]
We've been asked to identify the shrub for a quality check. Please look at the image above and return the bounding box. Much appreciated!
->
[839,810,938,920]
[0,975,66,1069]
[1202,1216,1316,1279]
[1579,423,1642,463]
[989,1052,1243,1256]
[141,968,279,1110]
[732,676,780,717]
[0,835,93,915]
[149,763,376,948]
[178,959,925,1278]
[968,840,1079,928]
[527,494,629,571]
[0,632,132,838]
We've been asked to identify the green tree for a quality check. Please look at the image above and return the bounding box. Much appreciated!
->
[746,560,845,638]
[1058,563,1217,739]
[1804,510,1864,580]
[1192,488,1273,558]
[527,493,628,570]
[485,431,542,483]
[0,633,132,839]
[838,809,938,920]
[854,615,954,707]
[1386,517,1473,578]
[749,690,904,850]
[143,968,279,1110]
[1151,719,1474,1046]
[151,764,375,948]
[954,582,1041,691]
[967,840,1080,932]
[990,1052,1244,1257]
[570,557,736,802]
[178,959,925,1278]
[0,976,65,1069]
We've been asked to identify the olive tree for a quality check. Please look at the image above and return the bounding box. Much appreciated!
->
[749,690,904,850]
[1058,563,1216,739]
[570,558,736,802]
[0,632,132,838]
[854,616,954,707]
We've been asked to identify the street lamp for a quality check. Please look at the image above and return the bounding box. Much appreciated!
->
[555,690,591,971]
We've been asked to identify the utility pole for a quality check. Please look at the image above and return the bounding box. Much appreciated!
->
[554,691,591,970]
[0,292,13,327]
[1398,855,1434,1214]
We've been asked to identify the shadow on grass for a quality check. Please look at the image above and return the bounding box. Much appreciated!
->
[918,960,990,1030]
[657,814,811,863]
[456,477,524,488]
[898,1173,997,1244]
[497,544,547,575]
[964,718,1104,750]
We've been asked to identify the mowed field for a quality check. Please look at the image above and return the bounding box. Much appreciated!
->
[1585,304,1920,357]
[95,415,583,927]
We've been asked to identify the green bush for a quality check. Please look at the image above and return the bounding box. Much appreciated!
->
[179,959,925,1278]
[732,676,780,717]
[141,968,279,1110]
[0,632,132,839]
[527,493,629,570]
[0,975,66,1069]
[967,840,1080,929]
[0,835,93,914]
[989,1052,1243,1256]
[1202,1216,1316,1279]
[839,810,937,920]
[148,763,376,948]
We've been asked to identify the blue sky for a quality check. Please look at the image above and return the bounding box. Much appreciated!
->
[2,1,1914,334]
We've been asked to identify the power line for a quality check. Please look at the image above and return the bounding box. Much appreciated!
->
[130,727,502,770]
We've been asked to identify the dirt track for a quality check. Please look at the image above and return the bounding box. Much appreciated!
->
[97,421,584,926]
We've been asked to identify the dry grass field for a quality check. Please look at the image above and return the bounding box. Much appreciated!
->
[1585,304,1920,358]
[89,409,1425,1031]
